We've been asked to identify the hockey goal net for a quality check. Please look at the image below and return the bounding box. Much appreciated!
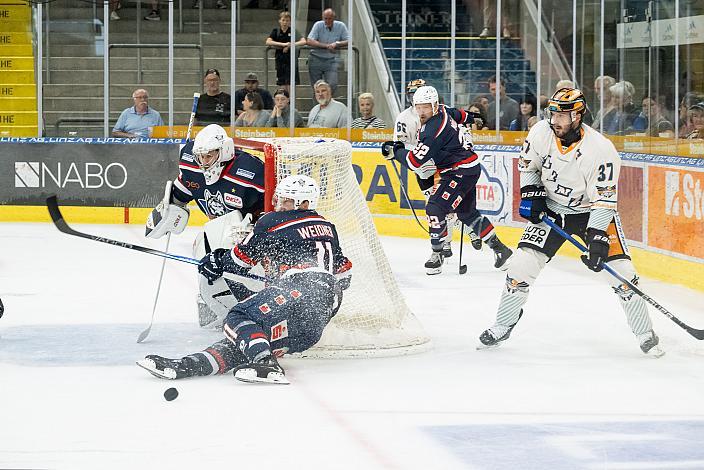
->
[237,137,430,358]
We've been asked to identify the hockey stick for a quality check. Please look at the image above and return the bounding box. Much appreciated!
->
[542,215,704,340]
[46,196,267,283]
[389,160,429,234]
[458,223,467,275]
[137,92,200,343]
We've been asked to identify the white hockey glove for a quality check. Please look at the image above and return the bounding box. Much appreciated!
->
[226,212,254,247]
[145,181,190,239]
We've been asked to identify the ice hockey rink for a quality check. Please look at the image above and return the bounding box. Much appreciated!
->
[1,221,704,470]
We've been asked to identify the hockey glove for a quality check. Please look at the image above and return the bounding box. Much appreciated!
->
[381,140,404,160]
[518,185,548,225]
[198,248,231,284]
[581,228,610,272]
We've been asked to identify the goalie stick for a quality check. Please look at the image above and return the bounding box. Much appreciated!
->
[46,196,266,284]
[138,92,199,343]
[542,215,704,340]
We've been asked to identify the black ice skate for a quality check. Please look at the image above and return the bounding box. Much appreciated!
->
[488,236,512,270]
[424,251,444,275]
[478,310,524,348]
[638,330,665,358]
[234,355,289,385]
[136,355,204,380]
[441,240,453,258]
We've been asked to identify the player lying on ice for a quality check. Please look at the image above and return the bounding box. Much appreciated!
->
[381,85,513,275]
[138,175,353,384]
[144,124,266,329]
[478,87,664,357]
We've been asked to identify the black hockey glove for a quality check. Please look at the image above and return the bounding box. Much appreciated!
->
[198,248,231,284]
[381,140,404,160]
[518,185,548,224]
[581,228,610,272]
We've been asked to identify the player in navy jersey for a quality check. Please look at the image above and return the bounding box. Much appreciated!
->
[144,124,266,328]
[137,175,353,384]
[382,85,512,274]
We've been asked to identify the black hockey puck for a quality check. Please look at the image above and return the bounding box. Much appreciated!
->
[163,387,178,401]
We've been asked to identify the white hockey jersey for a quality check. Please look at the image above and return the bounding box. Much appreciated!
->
[394,106,420,150]
[519,120,620,213]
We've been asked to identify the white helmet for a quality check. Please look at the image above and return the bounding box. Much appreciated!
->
[412,85,439,107]
[275,175,320,210]
[192,124,235,185]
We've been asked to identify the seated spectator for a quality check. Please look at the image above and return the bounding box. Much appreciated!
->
[234,73,274,117]
[509,95,536,131]
[601,81,638,135]
[112,88,163,138]
[351,93,386,129]
[234,92,270,127]
[468,104,488,130]
[266,11,306,93]
[678,92,702,137]
[685,103,704,139]
[632,95,674,137]
[265,88,304,128]
[195,68,232,126]
[592,75,616,130]
[486,75,519,130]
[307,80,348,128]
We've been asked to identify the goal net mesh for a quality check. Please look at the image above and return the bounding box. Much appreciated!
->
[264,138,430,358]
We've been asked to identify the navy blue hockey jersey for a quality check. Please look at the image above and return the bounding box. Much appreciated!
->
[229,209,352,282]
[172,140,265,219]
[393,105,479,179]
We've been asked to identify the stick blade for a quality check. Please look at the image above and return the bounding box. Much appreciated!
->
[136,327,151,343]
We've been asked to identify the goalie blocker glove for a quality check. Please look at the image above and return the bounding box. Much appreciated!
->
[581,228,610,272]
[381,140,405,160]
[518,185,548,225]
[198,248,237,284]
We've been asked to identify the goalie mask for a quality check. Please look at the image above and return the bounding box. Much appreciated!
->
[405,78,426,102]
[274,175,320,210]
[545,87,587,142]
[192,124,235,185]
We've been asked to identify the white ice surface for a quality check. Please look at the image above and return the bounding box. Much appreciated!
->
[1,222,704,470]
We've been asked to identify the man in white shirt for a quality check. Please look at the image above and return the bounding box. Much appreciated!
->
[307,80,348,128]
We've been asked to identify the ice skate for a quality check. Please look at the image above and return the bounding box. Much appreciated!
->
[638,330,665,358]
[441,240,453,258]
[488,236,512,270]
[478,310,523,349]
[234,356,289,385]
[468,230,482,250]
[137,355,202,380]
[424,251,444,275]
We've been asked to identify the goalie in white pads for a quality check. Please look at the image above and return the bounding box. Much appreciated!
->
[145,124,265,328]
[137,175,353,384]
[479,88,663,357]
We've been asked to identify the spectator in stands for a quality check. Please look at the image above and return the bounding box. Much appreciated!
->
[195,68,232,126]
[601,81,638,135]
[109,0,120,21]
[632,95,674,137]
[265,88,304,128]
[471,95,490,116]
[486,75,519,130]
[509,95,536,131]
[234,92,270,128]
[468,104,488,130]
[685,102,704,139]
[307,80,348,128]
[234,73,274,117]
[479,0,518,38]
[191,0,226,9]
[592,75,616,130]
[351,93,386,129]
[555,79,575,90]
[112,88,163,138]
[678,92,702,137]
[266,11,307,93]
[306,8,349,94]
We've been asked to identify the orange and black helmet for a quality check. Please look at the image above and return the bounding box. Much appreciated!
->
[406,79,427,94]
[547,87,587,115]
